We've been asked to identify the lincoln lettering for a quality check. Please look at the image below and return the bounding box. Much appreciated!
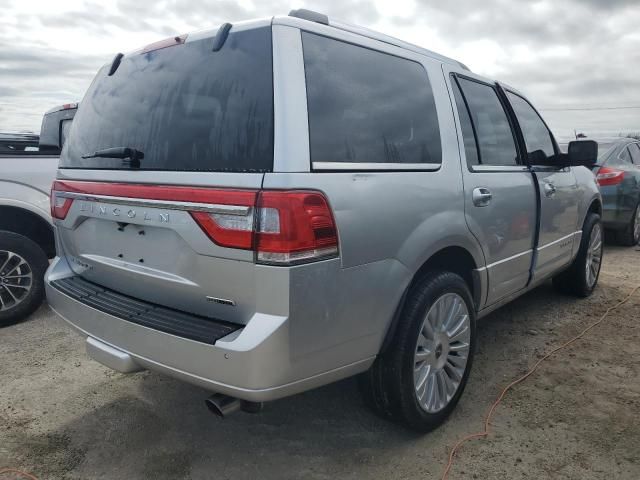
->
[79,202,170,223]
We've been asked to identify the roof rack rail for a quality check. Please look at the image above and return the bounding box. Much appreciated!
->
[289,8,329,25]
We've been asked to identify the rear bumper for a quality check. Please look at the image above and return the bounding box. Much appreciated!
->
[45,256,374,402]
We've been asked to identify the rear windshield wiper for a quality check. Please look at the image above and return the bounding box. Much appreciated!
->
[82,147,144,168]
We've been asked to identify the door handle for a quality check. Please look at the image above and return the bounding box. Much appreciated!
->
[544,182,556,198]
[472,187,492,207]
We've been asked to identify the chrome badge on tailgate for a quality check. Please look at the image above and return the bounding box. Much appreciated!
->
[78,201,170,223]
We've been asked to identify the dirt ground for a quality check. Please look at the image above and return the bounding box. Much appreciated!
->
[1,245,639,480]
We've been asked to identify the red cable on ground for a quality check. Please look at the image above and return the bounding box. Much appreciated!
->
[0,468,39,480]
[441,284,640,480]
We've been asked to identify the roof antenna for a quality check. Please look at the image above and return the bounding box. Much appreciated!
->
[108,53,124,76]
[212,23,232,52]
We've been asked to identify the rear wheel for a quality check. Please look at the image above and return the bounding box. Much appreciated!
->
[553,213,603,297]
[360,271,476,431]
[615,202,640,246]
[0,231,48,327]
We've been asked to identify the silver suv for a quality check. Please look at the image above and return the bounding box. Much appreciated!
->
[45,10,602,431]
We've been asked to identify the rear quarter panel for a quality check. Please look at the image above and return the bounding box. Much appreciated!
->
[266,28,483,365]
[572,165,602,231]
[0,155,58,222]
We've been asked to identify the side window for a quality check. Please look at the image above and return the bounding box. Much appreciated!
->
[60,119,73,147]
[302,32,442,166]
[451,78,479,166]
[619,147,633,166]
[456,77,519,167]
[506,92,555,163]
[628,143,640,165]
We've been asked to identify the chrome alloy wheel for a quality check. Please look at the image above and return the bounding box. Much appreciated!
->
[413,292,471,413]
[0,250,33,312]
[585,224,603,288]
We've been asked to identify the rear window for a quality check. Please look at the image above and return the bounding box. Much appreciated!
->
[302,32,442,167]
[60,27,273,172]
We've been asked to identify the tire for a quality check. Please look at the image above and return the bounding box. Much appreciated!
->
[360,271,476,432]
[553,213,603,297]
[0,231,48,327]
[615,202,640,247]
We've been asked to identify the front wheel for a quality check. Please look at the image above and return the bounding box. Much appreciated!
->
[553,213,603,297]
[360,271,476,432]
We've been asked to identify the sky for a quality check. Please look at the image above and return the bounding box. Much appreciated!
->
[1,0,639,142]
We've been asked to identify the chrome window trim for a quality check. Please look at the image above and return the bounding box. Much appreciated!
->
[470,165,530,173]
[55,191,251,215]
[312,162,441,171]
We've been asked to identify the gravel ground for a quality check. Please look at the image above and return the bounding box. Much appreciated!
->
[1,245,639,480]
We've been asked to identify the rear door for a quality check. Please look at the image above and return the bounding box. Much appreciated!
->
[503,90,579,280]
[445,68,536,306]
[53,25,274,324]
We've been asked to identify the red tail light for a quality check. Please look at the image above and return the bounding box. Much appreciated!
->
[193,190,339,264]
[596,167,625,186]
[255,191,339,264]
[50,181,339,265]
[50,183,74,219]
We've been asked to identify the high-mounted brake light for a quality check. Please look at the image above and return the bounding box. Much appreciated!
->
[596,167,625,186]
[49,181,339,265]
[141,34,187,54]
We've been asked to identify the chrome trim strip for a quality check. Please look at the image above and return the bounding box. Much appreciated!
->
[206,296,236,307]
[56,192,251,215]
[312,162,441,171]
[537,231,581,251]
[485,249,532,270]
[471,165,530,173]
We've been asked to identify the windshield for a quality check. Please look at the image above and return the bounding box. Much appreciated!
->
[60,26,273,172]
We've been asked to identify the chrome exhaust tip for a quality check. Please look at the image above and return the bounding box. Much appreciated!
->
[205,393,263,417]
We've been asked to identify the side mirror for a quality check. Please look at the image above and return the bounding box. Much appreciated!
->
[565,140,598,168]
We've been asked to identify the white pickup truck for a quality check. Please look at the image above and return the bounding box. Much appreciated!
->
[0,103,77,326]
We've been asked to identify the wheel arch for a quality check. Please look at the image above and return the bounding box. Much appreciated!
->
[588,197,602,217]
[0,205,55,258]
[380,245,480,354]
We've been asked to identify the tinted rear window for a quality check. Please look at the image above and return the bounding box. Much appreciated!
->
[61,27,273,172]
[456,77,519,167]
[302,32,442,166]
[451,78,479,166]
[629,143,640,165]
